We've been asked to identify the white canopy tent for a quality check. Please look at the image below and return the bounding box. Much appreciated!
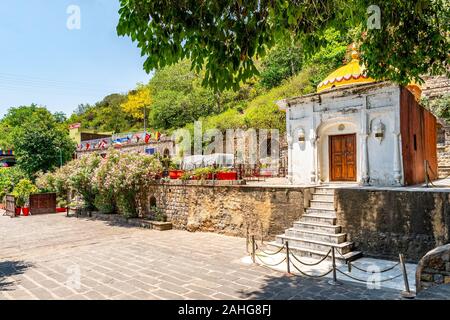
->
[181,153,234,170]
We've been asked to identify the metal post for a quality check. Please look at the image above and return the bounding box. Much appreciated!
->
[348,261,352,273]
[328,246,341,286]
[260,222,264,245]
[144,105,147,136]
[251,235,256,264]
[286,241,291,274]
[246,226,249,254]
[399,253,415,299]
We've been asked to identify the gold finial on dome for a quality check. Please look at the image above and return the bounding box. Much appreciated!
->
[351,43,359,60]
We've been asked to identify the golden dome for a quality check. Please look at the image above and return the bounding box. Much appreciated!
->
[317,48,376,93]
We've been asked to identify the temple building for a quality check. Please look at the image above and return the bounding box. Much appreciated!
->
[277,48,438,186]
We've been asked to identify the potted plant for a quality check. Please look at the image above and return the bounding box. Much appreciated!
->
[12,179,38,217]
[216,167,238,180]
[15,197,24,216]
[56,198,68,213]
[192,167,214,180]
[180,171,192,181]
[168,163,184,179]
[259,163,274,177]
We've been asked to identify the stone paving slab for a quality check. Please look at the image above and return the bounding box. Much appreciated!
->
[0,214,437,300]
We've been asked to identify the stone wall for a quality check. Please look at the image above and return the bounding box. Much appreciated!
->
[147,183,313,239]
[416,244,450,292]
[422,75,450,101]
[437,125,450,178]
[335,189,450,262]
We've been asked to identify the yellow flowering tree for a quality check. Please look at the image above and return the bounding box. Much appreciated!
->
[121,84,152,120]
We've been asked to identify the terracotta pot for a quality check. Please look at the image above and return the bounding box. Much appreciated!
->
[169,170,184,179]
[217,171,238,180]
[56,208,67,213]
[15,207,22,216]
[22,207,30,216]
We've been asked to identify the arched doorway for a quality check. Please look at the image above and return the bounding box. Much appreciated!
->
[317,121,359,183]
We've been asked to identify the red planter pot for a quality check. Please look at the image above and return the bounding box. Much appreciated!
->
[22,207,30,216]
[216,171,238,181]
[15,207,22,216]
[56,208,67,213]
[169,170,185,179]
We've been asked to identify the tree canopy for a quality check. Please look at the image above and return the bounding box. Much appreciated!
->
[121,84,152,120]
[117,0,449,91]
[0,105,76,177]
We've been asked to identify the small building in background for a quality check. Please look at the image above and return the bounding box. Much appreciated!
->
[69,123,113,146]
[278,49,438,186]
[0,149,16,168]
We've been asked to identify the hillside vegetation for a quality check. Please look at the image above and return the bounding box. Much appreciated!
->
[68,28,350,135]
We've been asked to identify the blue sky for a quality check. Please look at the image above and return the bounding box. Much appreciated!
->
[0,0,152,118]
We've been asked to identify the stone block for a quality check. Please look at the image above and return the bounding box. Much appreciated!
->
[433,274,444,284]
[421,273,433,282]
[152,221,173,231]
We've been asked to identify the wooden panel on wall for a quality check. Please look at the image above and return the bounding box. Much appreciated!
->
[400,88,438,185]
[29,193,56,215]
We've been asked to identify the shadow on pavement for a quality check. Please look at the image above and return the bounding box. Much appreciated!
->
[239,273,403,300]
[0,261,32,291]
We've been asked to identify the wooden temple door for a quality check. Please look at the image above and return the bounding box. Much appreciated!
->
[329,134,357,182]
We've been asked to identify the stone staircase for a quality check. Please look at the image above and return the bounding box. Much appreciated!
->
[270,187,362,262]
[438,165,450,179]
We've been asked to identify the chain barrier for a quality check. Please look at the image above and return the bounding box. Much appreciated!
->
[255,254,287,267]
[290,249,332,267]
[247,236,413,296]
[290,261,334,278]
[336,268,404,283]
[335,248,401,274]
[350,260,400,273]
[255,243,286,256]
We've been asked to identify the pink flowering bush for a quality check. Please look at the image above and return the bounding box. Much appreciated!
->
[106,152,162,218]
[37,149,162,217]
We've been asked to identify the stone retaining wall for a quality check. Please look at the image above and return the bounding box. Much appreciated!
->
[335,189,450,262]
[416,244,450,292]
[148,184,313,239]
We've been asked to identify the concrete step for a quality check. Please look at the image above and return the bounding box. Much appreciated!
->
[313,187,335,195]
[438,166,450,178]
[309,200,335,210]
[293,221,342,234]
[285,228,347,244]
[276,235,353,254]
[268,241,362,263]
[305,208,336,216]
[312,193,335,202]
[301,214,336,225]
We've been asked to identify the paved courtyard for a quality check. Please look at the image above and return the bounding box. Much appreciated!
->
[0,213,428,300]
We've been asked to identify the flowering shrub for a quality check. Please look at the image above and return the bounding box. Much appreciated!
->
[36,149,162,217]
[106,152,162,217]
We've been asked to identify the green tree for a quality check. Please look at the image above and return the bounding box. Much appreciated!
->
[117,0,449,91]
[422,94,450,122]
[1,106,76,177]
[259,43,303,89]
[67,94,131,133]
